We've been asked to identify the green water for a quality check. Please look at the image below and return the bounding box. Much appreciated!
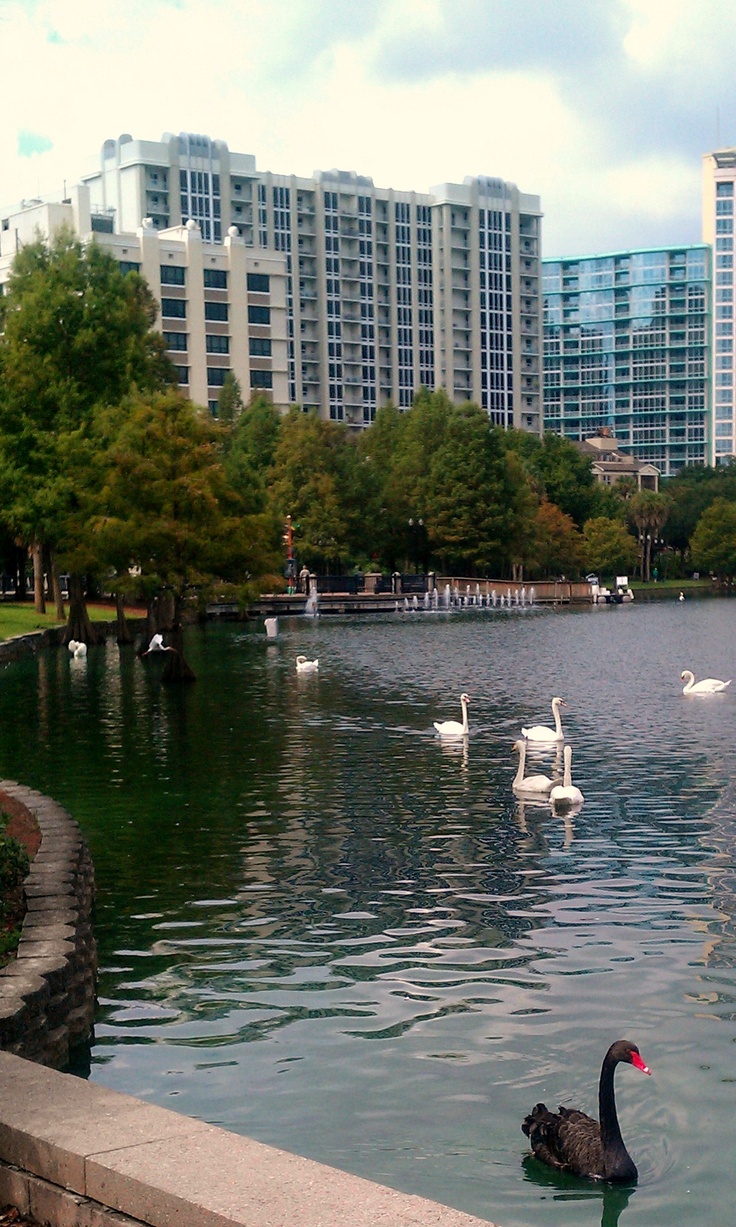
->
[2,601,736,1227]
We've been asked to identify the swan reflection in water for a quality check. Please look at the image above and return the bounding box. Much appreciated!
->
[521,1156,634,1227]
[515,793,576,849]
[438,735,468,772]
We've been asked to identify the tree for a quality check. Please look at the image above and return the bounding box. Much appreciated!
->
[582,517,638,578]
[0,227,173,631]
[424,403,535,575]
[662,463,736,558]
[533,500,584,578]
[216,372,245,427]
[505,429,598,527]
[225,394,283,515]
[267,411,367,571]
[627,491,671,581]
[84,390,281,679]
[355,402,405,568]
[690,498,736,583]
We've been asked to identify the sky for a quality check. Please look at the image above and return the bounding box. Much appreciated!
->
[2,0,736,258]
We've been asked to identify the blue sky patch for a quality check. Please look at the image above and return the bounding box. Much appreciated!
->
[18,130,53,158]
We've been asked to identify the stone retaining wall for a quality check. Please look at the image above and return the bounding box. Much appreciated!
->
[0,782,97,1069]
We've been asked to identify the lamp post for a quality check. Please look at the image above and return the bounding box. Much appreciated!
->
[408,517,426,574]
[283,515,295,593]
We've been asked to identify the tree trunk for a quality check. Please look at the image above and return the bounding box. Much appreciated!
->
[48,548,65,622]
[32,542,45,614]
[115,591,133,645]
[162,595,196,683]
[65,573,98,646]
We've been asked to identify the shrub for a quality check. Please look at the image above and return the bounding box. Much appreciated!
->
[0,811,29,912]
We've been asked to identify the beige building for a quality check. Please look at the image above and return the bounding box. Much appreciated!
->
[2,131,542,429]
[76,132,542,430]
[576,430,660,491]
[0,185,290,414]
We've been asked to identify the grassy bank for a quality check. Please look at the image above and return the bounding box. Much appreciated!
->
[627,578,715,594]
[0,602,138,644]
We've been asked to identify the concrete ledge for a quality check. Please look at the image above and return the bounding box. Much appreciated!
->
[0,1052,498,1227]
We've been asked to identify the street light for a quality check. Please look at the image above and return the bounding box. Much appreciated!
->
[408,517,426,574]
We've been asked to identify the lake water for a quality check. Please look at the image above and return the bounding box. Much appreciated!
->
[2,598,736,1227]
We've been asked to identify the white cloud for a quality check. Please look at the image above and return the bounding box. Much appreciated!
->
[0,0,726,256]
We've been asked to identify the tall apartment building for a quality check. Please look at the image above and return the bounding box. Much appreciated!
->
[542,246,711,476]
[0,187,290,413]
[76,132,542,431]
[703,148,736,462]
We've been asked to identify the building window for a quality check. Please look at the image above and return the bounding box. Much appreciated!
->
[249,337,272,356]
[160,265,186,285]
[207,367,229,386]
[163,332,188,351]
[118,260,140,275]
[161,298,186,319]
[247,272,270,293]
[174,366,189,384]
[206,334,230,353]
[204,301,229,321]
[204,268,228,288]
[251,370,273,388]
[248,305,270,324]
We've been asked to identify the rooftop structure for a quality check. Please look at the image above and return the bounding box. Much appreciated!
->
[575,429,660,491]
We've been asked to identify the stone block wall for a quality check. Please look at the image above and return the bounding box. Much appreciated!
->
[0,782,97,1068]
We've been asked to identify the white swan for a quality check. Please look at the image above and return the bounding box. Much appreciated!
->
[73,642,87,658]
[433,692,470,738]
[296,655,319,673]
[67,640,79,653]
[512,739,559,796]
[681,669,731,695]
[550,744,584,810]
[522,696,566,742]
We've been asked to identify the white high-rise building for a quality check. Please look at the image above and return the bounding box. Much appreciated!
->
[2,131,543,430]
[703,148,736,462]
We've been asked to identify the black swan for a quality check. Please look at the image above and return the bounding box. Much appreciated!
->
[522,1039,651,1183]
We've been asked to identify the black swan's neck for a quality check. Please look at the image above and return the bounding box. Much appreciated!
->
[598,1054,636,1181]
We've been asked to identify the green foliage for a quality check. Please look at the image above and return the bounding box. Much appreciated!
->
[690,498,736,581]
[0,228,174,558]
[663,463,736,555]
[424,403,519,573]
[216,372,245,427]
[84,390,281,603]
[0,811,29,906]
[627,490,671,580]
[267,410,370,569]
[504,429,598,526]
[582,516,638,577]
[225,394,283,514]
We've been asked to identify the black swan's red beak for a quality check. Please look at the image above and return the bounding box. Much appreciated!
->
[631,1052,651,1075]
